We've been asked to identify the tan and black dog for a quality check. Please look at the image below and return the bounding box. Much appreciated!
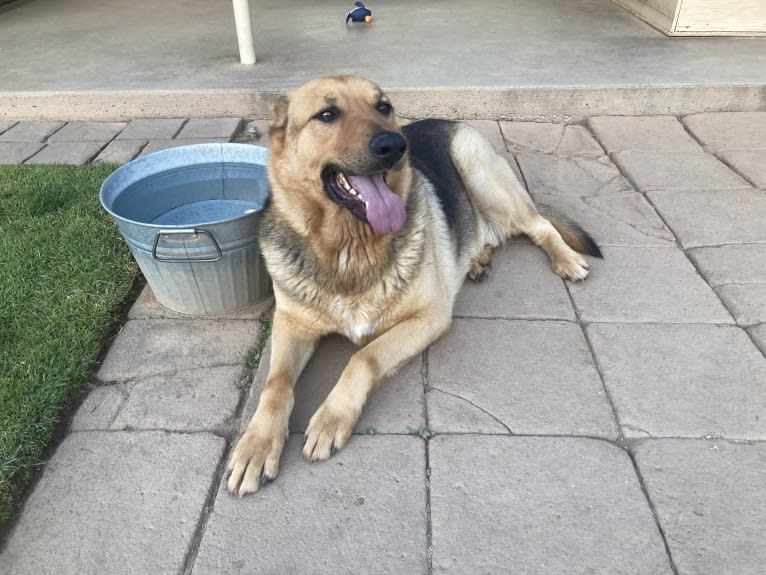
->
[227,75,601,496]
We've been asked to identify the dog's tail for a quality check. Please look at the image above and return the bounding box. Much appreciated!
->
[539,207,603,258]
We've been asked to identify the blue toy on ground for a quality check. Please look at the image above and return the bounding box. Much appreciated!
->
[346,1,372,23]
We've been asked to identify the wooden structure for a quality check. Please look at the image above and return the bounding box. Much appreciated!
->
[612,0,766,36]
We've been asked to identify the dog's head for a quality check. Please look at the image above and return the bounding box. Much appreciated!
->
[268,76,410,236]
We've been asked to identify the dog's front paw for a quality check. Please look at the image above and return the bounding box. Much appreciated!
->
[303,400,359,462]
[227,418,288,497]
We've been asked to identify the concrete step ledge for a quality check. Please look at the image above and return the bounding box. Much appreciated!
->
[2,84,765,122]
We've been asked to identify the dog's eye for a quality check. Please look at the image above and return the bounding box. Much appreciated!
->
[314,107,340,123]
[376,101,392,116]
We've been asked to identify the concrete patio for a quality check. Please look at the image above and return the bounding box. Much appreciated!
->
[1,0,765,120]
[1,0,766,573]
[1,111,765,574]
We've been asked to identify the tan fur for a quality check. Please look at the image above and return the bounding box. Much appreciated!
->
[449,124,592,281]
[226,76,599,496]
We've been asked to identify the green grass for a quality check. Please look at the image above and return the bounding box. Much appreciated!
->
[0,164,140,523]
[244,321,272,370]
[407,425,429,438]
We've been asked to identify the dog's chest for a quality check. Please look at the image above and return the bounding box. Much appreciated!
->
[346,321,381,344]
[329,295,384,345]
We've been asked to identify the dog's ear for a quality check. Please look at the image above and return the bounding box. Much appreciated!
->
[268,95,289,146]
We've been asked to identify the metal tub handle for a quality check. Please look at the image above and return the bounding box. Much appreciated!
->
[151,228,223,263]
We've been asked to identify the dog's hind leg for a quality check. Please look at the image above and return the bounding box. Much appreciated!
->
[519,213,593,281]
[451,124,600,281]
[468,244,495,282]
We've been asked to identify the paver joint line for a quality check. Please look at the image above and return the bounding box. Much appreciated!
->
[624,445,682,575]
[179,318,272,573]
[565,279,625,443]
[181,438,232,575]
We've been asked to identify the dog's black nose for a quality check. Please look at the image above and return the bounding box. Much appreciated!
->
[369,132,407,164]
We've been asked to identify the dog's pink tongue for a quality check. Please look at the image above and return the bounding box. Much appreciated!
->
[347,173,406,234]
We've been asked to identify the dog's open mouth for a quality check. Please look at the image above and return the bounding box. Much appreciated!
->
[323,169,406,235]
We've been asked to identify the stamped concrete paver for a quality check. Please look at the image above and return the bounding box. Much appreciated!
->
[93,138,145,163]
[454,243,575,320]
[588,115,702,153]
[46,121,126,142]
[533,189,675,246]
[589,324,766,439]
[683,112,766,152]
[96,319,261,382]
[0,121,16,135]
[192,436,427,575]
[0,142,44,164]
[109,365,248,433]
[612,150,751,192]
[688,246,766,328]
[567,246,732,323]
[175,117,241,139]
[515,134,675,247]
[430,436,672,575]
[634,439,766,575]
[0,431,225,575]
[0,121,63,142]
[499,121,564,153]
[718,149,766,188]
[688,244,766,287]
[589,112,756,194]
[70,384,129,431]
[648,188,766,248]
[555,124,606,157]
[715,284,766,326]
[24,141,105,165]
[115,118,186,140]
[427,318,617,438]
[518,150,631,197]
[750,324,766,356]
[426,389,511,434]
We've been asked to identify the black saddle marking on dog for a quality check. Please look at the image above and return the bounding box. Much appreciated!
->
[403,120,463,233]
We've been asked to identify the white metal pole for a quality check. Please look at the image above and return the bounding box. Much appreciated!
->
[232,0,255,65]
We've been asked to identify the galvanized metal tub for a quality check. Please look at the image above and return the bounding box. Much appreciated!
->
[100,143,271,315]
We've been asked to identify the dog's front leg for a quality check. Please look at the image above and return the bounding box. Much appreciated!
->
[303,306,451,461]
[227,311,319,496]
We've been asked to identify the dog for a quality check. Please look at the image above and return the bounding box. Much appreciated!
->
[226,75,601,496]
